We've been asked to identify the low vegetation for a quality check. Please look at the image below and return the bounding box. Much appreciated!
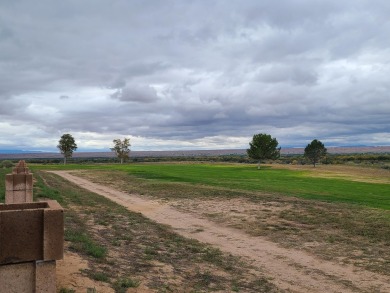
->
[0,160,14,169]
[44,163,390,209]
[2,160,389,291]
[69,163,390,276]
[32,170,279,292]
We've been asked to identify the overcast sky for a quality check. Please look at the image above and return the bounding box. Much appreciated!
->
[1,0,389,151]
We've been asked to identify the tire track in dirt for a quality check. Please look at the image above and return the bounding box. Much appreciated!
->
[50,171,390,293]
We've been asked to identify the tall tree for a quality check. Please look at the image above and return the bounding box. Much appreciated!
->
[57,133,77,164]
[304,139,327,167]
[247,133,281,169]
[110,138,131,164]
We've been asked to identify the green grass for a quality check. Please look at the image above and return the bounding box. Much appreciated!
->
[30,163,390,209]
[122,164,390,209]
[33,173,64,203]
[65,229,107,258]
[61,163,390,210]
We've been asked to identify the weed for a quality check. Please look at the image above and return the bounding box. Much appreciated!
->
[251,277,278,292]
[144,246,158,255]
[113,277,140,292]
[90,271,110,282]
[202,247,237,271]
[192,228,204,233]
[84,241,107,258]
[231,283,240,292]
[96,219,109,226]
[111,239,121,246]
[194,270,214,286]
[65,225,107,259]
[59,288,76,293]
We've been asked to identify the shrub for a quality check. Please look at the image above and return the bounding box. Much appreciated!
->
[0,160,14,168]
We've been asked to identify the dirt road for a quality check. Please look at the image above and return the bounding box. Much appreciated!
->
[50,171,390,293]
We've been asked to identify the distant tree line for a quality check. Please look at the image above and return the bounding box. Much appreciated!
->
[2,153,389,168]
[51,133,388,168]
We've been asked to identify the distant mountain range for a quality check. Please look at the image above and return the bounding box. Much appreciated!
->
[0,150,45,154]
[0,146,389,160]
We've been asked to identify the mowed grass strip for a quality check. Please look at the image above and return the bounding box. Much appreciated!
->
[31,170,279,293]
[32,162,390,209]
[80,163,390,210]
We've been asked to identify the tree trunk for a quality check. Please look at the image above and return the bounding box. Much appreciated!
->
[120,157,123,164]
[64,156,67,165]
[257,161,261,170]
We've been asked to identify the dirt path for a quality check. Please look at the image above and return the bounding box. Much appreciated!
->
[50,171,390,293]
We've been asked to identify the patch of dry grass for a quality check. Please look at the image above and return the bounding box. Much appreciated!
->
[35,170,280,293]
[272,164,390,184]
[77,167,390,276]
[177,197,390,275]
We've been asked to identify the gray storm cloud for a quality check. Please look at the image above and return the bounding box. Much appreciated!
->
[0,0,389,150]
[111,85,159,103]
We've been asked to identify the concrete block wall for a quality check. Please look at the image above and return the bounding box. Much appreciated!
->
[0,260,56,293]
[0,201,63,292]
[0,201,64,264]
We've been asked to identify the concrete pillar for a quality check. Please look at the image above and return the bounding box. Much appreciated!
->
[5,160,33,204]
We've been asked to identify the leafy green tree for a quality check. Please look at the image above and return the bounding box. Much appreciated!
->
[247,133,281,169]
[304,139,327,167]
[57,133,77,164]
[110,138,131,164]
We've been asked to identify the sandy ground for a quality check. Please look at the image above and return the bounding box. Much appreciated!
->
[57,249,115,293]
[56,250,152,293]
[51,170,390,293]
